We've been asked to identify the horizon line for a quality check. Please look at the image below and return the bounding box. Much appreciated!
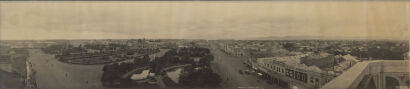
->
[0,38,408,41]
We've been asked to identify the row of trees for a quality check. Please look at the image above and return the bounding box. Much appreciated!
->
[42,44,87,55]
[101,47,221,88]
[178,67,222,88]
[169,47,211,57]
[101,55,150,87]
[159,47,221,88]
[150,47,214,74]
[41,44,73,54]
[149,47,221,88]
[83,43,127,51]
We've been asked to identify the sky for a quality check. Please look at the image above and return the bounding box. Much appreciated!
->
[0,1,409,40]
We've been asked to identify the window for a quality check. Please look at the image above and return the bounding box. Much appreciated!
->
[289,70,294,78]
[285,69,290,76]
[300,74,305,82]
[295,72,299,79]
[310,77,314,83]
[301,73,307,83]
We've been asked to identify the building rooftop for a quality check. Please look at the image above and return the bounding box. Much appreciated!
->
[258,53,324,73]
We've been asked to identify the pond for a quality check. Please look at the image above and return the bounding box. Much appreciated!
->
[130,69,151,80]
[166,68,184,83]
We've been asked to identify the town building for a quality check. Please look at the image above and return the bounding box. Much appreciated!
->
[251,54,338,89]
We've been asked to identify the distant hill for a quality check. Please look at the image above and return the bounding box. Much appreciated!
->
[240,36,408,41]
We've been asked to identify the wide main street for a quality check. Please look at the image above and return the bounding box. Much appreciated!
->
[209,43,283,89]
[28,49,105,89]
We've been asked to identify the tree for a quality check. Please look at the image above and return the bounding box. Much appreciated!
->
[127,52,135,55]
[199,55,214,66]
[179,68,221,88]
[101,63,122,87]
[283,43,295,51]
[180,56,194,64]
[78,44,83,49]
[142,55,150,65]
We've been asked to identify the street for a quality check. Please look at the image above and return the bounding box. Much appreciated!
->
[209,43,283,89]
[28,49,105,89]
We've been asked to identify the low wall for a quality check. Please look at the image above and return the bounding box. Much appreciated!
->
[321,60,409,89]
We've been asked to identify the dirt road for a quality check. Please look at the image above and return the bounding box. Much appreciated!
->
[209,43,283,89]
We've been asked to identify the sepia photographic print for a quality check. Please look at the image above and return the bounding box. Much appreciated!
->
[0,1,409,89]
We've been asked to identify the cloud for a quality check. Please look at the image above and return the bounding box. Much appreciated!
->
[0,2,408,40]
